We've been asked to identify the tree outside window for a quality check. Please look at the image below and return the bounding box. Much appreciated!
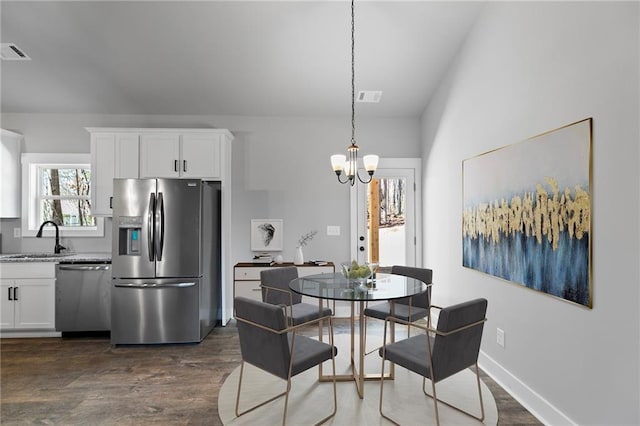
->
[39,166,95,227]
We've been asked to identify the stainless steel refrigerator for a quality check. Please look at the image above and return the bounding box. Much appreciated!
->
[111,178,221,345]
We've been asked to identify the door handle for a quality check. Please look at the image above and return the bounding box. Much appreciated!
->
[13,287,18,301]
[183,160,187,172]
[110,196,113,209]
[155,192,164,261]
[147,193,156,262]
[174,160,178,172]
[8,286,12,301]
[115,282,196,289]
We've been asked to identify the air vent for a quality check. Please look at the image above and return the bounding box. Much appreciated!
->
[357,90,382,103]
[0,43,31,61]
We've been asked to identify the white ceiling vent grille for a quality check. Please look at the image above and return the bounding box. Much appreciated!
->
[357,90,382,103]
[0,43,31,61]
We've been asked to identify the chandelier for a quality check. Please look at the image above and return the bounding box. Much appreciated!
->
[330,0,378,186]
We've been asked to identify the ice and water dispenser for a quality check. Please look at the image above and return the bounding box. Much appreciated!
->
[117,217,142,255]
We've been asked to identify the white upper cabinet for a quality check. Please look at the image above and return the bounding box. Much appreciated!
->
[88,127,232,217]
[139,131,222,179]
[0,129,23,218]
[181,133,221,178]
[140,133,181,178]
[88,129,140,216]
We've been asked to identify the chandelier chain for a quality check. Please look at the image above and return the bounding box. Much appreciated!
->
[351,0,356,144]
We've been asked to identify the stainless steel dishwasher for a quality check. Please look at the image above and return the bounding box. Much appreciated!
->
[55,262,111,333]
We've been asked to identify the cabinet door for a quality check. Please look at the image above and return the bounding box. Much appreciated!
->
[0,280,15,329]
[91,133,117,216]
[140,133,180,178]
[114,133,139,178]
[181,134,221,179]
[13,279,55,329]
[0,130,22,218]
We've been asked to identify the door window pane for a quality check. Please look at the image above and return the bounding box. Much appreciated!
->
[368,177,406,267]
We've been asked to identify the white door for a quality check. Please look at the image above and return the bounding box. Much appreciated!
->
[351,158,421,269]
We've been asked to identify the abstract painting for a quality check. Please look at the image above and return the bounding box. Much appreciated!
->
[251,219,283,251]
[462,118,592,308]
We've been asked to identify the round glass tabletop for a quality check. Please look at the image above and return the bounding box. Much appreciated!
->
[289,272,429,302]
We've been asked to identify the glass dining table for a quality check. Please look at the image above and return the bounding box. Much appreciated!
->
[289,271,430,398]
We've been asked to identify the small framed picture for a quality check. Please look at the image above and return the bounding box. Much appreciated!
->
[250,219,283,251]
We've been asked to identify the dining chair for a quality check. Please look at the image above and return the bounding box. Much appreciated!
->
[378,298,488,425]
[362,266,433,354]
[234,296,338,425]
[261,266,332,326]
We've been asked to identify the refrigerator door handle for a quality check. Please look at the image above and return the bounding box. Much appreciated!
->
[114,282,196,289]
[155,192,165,261]
[147,192,156,262]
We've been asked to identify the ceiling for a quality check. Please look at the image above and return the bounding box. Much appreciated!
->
[0,1,485,118]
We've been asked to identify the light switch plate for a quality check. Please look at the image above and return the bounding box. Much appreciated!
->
[497,328,505,348]
[13,228,21,238]
[327,225,341,236]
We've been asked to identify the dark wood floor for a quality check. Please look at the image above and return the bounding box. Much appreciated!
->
[1,321,541,425]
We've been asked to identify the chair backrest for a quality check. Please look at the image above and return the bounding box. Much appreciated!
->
[430,298,487,382]
[234,297,292,380]
[390,265,433,308]
[260,266,301,306]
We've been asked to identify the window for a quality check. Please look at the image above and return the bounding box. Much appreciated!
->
[22,153,104,237]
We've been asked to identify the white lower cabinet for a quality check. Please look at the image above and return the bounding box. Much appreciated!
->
[0,263,55,331]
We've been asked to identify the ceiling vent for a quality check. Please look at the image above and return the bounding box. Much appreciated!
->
[357,90,382,103]
[0,43,31,61]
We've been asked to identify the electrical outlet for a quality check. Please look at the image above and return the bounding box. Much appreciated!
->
[13,228,21,238]
[497,328,505,348]
[327,225,341,236]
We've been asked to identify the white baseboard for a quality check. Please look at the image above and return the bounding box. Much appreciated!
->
[479,350,576,425]
[0,330,61,338]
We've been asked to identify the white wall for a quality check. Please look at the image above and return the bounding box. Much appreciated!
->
[0,112,420,282]
[421,2,639,425]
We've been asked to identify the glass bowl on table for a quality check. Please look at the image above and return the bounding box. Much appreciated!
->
[341,261,379,288]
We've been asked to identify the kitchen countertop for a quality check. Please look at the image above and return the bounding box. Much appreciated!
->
[0,252,111,263]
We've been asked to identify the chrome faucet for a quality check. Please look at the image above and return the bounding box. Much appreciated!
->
[36,221,66,254]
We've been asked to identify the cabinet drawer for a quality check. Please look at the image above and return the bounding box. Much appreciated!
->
[298,266,334,277]
[234,280,262,301]
[0,263,56,279]
[234,267,264,280]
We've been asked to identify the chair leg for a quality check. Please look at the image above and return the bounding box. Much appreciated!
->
[422,364,485,423]
[235,360,288,419]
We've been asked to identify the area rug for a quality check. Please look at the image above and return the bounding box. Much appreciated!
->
[218,334,498,425]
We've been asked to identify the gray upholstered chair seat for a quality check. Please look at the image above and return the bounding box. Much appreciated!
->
[289,303,333,326]
[378,333,432,377]
[288,334,337,377]
[364,300,429,322]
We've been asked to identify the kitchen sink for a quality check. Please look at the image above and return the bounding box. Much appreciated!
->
[0,253,72,259]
